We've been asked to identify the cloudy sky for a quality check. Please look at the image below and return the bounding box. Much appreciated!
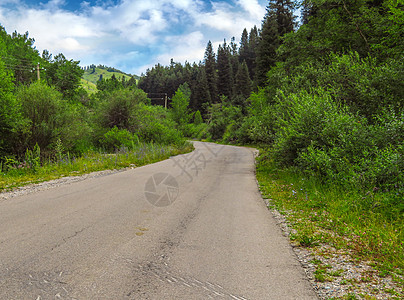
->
[0,0,268,75]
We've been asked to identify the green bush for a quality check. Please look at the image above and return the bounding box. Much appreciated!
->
[193,110,203,125]
[16,81,89,156]
[97,88,149,131]
[270,89,403,191]
[239,89,277,144]
[171,84,191,126]
[0,55,22,158]
[101,126,139,151]
[270,89,342,166]
[24,143,41,172]
[207,98,242,142]
[234,51,403,193]
[133,103,184,145]
[267,53,404,122]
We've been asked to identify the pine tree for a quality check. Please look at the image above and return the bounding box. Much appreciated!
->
[217,40,233,100]
[239,26,259,83]
[229,37,239,86]
[126,76,137,88]
[191,65,211,114]
[247,26,259,81]
[234,61,252,100]
[193,110,203,125]
[239,28,249,64]
[255,15,278,87]
[256,0,295,86]
[204,41,218,103]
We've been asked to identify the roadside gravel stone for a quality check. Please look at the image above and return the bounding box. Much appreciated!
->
[0,167,133,201]
[267,205,403,300]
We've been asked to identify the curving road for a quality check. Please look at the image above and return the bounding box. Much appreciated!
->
[0,142,317,299]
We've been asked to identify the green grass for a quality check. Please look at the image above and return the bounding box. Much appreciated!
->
[81,67,139,93]
[0,143,193,192]
[82,67,135,85]
[255,149,403,295]
[81,78,97,94]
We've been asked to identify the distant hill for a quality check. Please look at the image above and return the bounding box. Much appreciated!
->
[81,65,139,93]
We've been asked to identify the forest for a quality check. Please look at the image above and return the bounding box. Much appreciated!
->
[0,0,403,290]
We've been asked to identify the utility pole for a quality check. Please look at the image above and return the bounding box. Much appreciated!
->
[37,63,40,81]
[164,93,167,109]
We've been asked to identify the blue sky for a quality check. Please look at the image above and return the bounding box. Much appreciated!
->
[0,0,269,75]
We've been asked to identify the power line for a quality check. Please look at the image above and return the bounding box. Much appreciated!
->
[3,62,35,67]
[0,56,39,64]
[2,65,36,71]
[148,93,169,109]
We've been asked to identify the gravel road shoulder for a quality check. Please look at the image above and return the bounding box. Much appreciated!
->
[265,201,402,299]
[0,168,131,201]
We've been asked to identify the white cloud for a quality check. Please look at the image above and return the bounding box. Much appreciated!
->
[56,37,89,52]
[194,0,265,39]
[238,0,266,19]
[42,0,66,11]
[156,31,206,64]
[0,5,100,58]
[119,9,167,44]
[0,0,267,74]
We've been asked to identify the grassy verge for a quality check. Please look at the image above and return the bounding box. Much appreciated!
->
[0,143,193,192]
[255,149,403,298]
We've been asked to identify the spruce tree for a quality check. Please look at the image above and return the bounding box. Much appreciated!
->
[234,61,252,100]
[192,66,211,113]
[239,28,249,64]
[217,40,233,100]
[127,76,137,88]
[229,37,239,86]
[256,0,295,86]
[204,41,218,103]
[247,26,259,81]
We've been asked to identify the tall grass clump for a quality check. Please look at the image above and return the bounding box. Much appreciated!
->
[0,142,193,192]
[256,155,403,275]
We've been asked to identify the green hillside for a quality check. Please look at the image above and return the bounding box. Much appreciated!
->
[81,78,97,94]
[81,65,139,93]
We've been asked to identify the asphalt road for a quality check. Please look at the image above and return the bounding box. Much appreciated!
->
[0,142,317,299]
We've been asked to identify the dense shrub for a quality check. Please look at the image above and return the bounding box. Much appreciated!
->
[238,89,277,144]
[171,84,191,126]
[15,81,89,156]
[266,53,404,121]
[269,89,402,191]
[100,126,139,151]
[231,51,403,193]
[193,110,203,125]
[207,99,242,142]
[133,103,185,145]
[96,88,149,131]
